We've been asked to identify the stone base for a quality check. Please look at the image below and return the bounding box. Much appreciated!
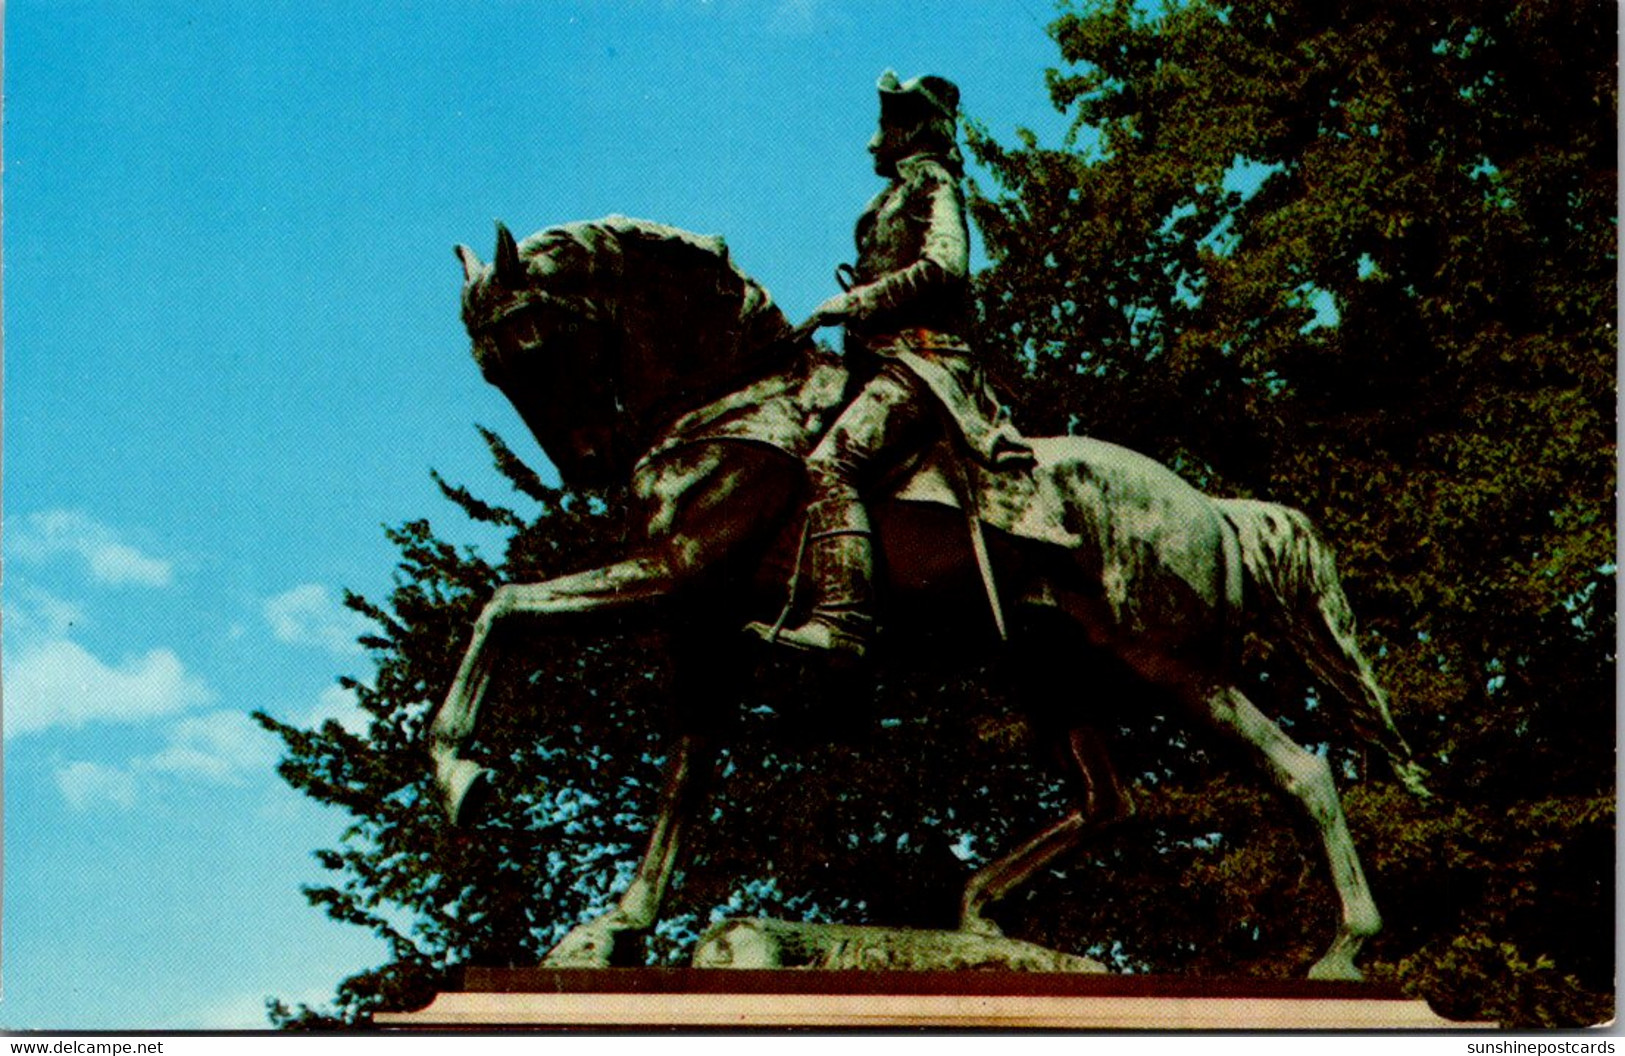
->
[374,968,1488,1029]
[692,918,1106,972]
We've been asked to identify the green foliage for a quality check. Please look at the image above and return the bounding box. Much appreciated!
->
[965,0,1614,1026]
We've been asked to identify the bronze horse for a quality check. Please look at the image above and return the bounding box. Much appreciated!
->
[427,216,1428,978]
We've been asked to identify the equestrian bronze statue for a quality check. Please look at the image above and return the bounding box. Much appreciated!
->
[426,71,1430,980]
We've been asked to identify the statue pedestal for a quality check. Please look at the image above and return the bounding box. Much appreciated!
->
[375,968,1485,1029]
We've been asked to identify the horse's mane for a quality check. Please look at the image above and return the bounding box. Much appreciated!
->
[464,215,802,486]
[528,217,793,429]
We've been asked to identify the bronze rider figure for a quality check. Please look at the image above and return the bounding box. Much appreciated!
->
[746,70,1031,658]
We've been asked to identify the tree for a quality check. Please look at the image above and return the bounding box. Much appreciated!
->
[964,0,1614,1026]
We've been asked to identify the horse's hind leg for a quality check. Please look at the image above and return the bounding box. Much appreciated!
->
[959,726,1132,937]
[1191,682,1381,980]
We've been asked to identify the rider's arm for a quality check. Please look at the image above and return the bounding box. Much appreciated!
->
[840,157,969,320]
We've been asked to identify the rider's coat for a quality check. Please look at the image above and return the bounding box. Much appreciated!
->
[840,154,1031,466]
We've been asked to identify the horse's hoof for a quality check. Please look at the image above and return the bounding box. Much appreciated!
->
[542,922,623,967]
[958,914,1005,939]
[439,758,496,827]
[1307,956,1363,982]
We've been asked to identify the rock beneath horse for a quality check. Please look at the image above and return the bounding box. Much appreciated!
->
[692,918,1106,973]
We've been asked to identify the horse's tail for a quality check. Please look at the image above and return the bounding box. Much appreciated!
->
[1217,498,1431,798]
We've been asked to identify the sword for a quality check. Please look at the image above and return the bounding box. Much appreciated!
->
[945,443,1008,642]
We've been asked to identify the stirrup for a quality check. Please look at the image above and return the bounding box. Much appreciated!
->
[744,613,869,659]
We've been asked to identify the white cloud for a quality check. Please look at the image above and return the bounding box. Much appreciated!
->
[768,0,824,33]
[6,638,214,738]
[7,509,174,587]
[52,709,280,811]
[302,683,371,735]
[184,982,345,1030]
[263,583,369,655]
[3,587,89,640]
[182,990,285,1030]
[139,710,279,783]
[55,760,138,810]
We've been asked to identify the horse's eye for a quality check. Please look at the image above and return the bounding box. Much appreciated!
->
[501,313,542,352]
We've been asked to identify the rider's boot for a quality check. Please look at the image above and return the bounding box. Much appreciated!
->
[745,497,874,659]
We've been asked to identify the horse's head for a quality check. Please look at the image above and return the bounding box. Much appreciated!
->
[457,221,628,487]
[456,216,793,489]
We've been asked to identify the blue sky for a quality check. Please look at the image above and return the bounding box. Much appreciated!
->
[3,0,1077,1030]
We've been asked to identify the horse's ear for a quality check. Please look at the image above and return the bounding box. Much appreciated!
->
[454,244,483,282]
[493,221,523,284]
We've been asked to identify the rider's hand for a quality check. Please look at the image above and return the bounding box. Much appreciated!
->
[809,291,856,326]
[789,292,859,343]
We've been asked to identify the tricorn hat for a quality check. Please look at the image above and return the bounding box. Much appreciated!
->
[877,69,960,127]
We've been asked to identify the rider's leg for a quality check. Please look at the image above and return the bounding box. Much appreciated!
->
[745,365,932,657]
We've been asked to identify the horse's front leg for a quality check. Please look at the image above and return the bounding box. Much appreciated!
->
[542,733,715,967]
[428,556,674,824]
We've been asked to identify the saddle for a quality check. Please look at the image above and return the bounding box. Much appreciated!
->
[635,347,1076,537]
